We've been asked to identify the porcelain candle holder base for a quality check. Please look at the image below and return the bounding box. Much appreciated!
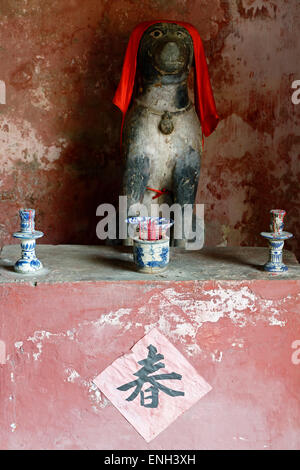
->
[13,209,44,274]
[260,209,293,273]
[133,237,170,273]
[262,237,290,273]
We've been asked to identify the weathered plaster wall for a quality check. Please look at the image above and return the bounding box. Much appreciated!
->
[0,279,300,449]
[0,1,299,255]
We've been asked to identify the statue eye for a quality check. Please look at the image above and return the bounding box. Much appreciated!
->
[176,31,186,38]
[150,30,163,38]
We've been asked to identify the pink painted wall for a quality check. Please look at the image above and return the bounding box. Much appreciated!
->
[0,1,299,256]
[0,279,299,449]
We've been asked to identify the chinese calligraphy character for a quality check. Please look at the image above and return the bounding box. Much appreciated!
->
[117,344,184,408]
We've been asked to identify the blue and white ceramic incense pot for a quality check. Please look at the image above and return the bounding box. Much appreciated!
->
[260,209,293,273]
[127,216,173,273]
[133,236,170,273]
[13,209,44,274]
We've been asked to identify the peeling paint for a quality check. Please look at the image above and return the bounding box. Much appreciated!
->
[232,341,244,348]
[10,423,16,433]
[27,330,66,361]
[89,308,133,328]
[211,350,223,362]
[30,86,52,111]
[0,119,67,172]
[87,381,109,409]
[65,367,80,382]
[0,279,299,449]
[237,0,277,19]
[0,0,298,258]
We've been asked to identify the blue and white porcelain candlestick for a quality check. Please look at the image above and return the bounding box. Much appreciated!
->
[260,209,293,273]
[13,209,44,274]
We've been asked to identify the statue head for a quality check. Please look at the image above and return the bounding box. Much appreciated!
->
[138,22,194,84]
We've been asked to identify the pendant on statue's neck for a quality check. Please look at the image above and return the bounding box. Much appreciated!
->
[159,111,174,135]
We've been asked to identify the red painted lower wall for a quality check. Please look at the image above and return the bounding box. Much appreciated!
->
[0,280,299,449]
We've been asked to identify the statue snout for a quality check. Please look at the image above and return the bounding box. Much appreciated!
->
[154,40,186,74]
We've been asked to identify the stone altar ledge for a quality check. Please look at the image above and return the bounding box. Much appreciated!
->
[0,244,299,283]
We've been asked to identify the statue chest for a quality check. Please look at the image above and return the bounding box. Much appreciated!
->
[124,102,202,160]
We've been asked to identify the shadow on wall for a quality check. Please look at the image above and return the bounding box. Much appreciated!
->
[41,28,125,246]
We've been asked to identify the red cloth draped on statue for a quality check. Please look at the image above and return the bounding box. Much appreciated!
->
[113,20,219,142]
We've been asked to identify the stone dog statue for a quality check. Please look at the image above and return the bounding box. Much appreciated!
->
[113,21,219,247]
